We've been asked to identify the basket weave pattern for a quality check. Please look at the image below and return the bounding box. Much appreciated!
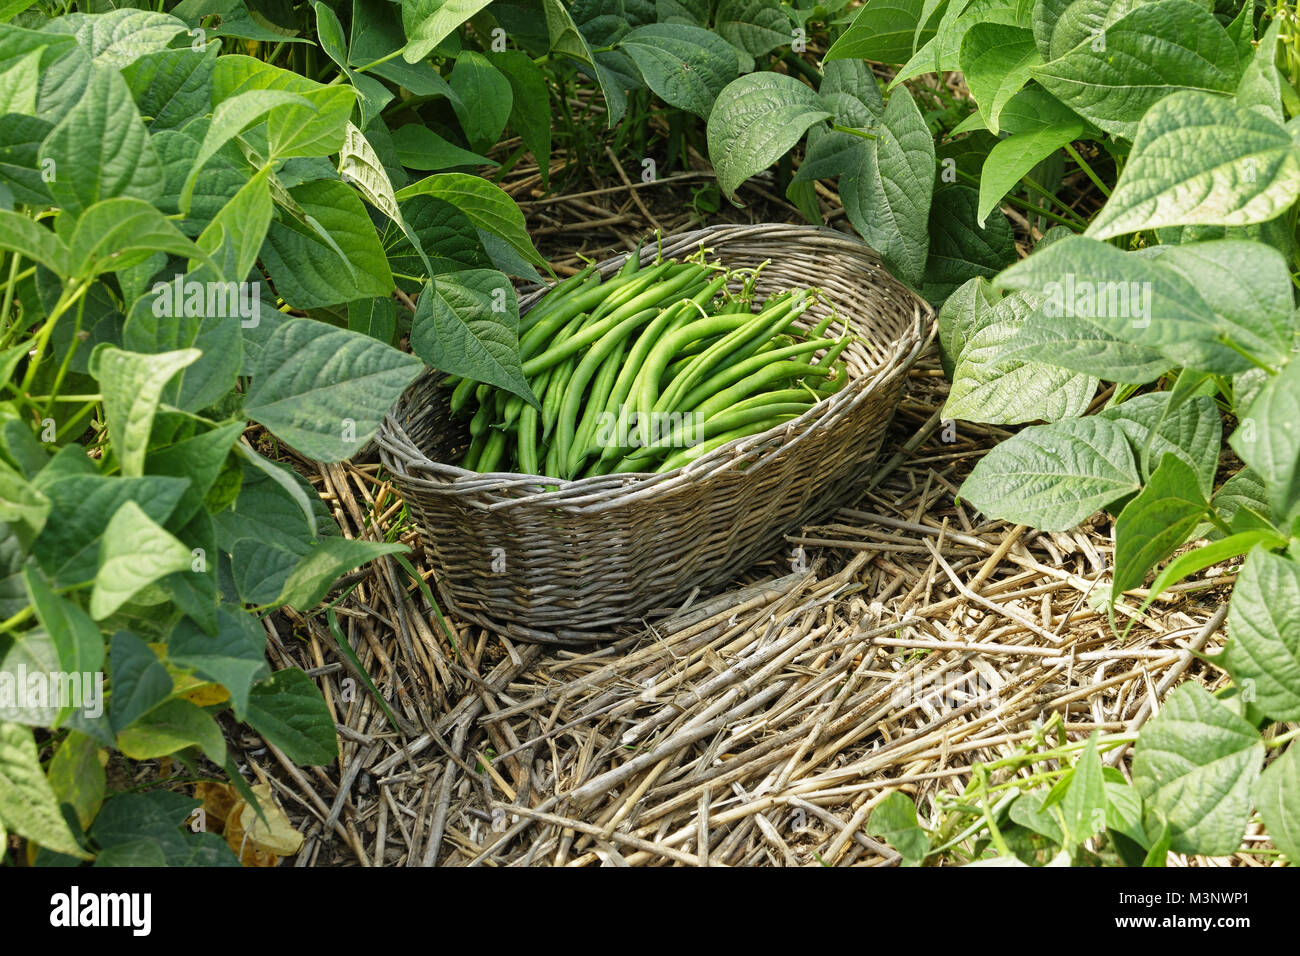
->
[378,224,934,644]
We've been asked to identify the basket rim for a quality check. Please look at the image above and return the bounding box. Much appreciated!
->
[377,223,935,512]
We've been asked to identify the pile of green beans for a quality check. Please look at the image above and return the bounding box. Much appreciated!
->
[446,253,852,478]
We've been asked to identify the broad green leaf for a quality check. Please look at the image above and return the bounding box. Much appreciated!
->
[122,277,243,414]
[0,1,36,22]
[819,58,884,126]
[1254,742,1300,863]
[960,24,1041,134]
[619,23,739,119]
[1104,776,1149,848]
[865,790,930,865]
[1222,548,1300,721]
[260,178,395,309]
[891,0,1013,83]
[92,346,201,478]
[1131,683,1263,856]
[90,789,237,867]
[1087,92,1300,239]
[943,290,1097,424]
[922,185,1017,304]
[402,0,495,62]
[706,73,830,200]
[937,275,998,377]
[995,236,1248,373]
[0,45,37,113]
[1058,732,1107,845]
[1230,358,1300,526]
[997,84,1080,135]
[825,0,936,63]
[1100,392,1222,495]
[181,87,309,212]
[1236,15,1283,124]
[38,64,163,216]
[538,0,627,126]
[977,120,1082,224]
[106,630,172,732]
[339,122,402,224]
[196,166,273,283]
[45,9,187,69]
[23,567,103,721]
[412,269,535,406]
[388,194,491,277]
[0,459,49,549]
[1033,0,1238,140]
[478,228,545,283]
[46,731,104,832]
[31,474,188,587]
[391,124,495,170]
[1112,453,1207,593]
[487,50,552,187]
[1132,530,1286,625]
[0,721,88,857]
[348,0,453,96]
[448,50,512,153]
[0,211,67,273]
[66,197,206,279]
[714,0,793,56]
[839,86,934,288]
[0,627,67,728]
[0,113,56,206]
[1003,313,1170,384]
[212,55,355,159]
[160,509,218,637]
[277,537,407,611]
[1143,240,1295,371]
[244,668,338,766]
[219,449,323,549]
[1032,0,1146,61]
[243,318,423,462]
[959,416,1140,530]
[396,172,545,268]
[120,42,218,132]
[117,698,225,764]
[167,608,268,719]
[143,422,244,527]
[348,296,397,345]
[1207,467,1273,539]
[91,502,193,620]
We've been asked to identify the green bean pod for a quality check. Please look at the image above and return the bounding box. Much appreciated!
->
[655,413,802,473]
[675,337,836,412]
[690,360,835,423]
[522,265,708,378]
[554,306,660,477]
[622,400,814,467]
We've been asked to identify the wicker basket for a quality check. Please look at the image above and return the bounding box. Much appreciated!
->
[378,224,934,644]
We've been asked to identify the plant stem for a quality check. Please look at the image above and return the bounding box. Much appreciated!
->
[1266,726,1300,749]
[830,123,877,140]
[18,278,92,395]
[1063,142,1111,198]
[0,251,20,344]
[954,169,1087,229]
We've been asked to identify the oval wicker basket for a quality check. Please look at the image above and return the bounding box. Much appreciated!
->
[378,224,934,644]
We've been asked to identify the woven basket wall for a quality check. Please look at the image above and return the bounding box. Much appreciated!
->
[378,224,934,644]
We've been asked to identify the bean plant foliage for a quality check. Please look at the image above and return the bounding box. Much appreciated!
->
[0,0,628,865]
[2,0,1298,869]
[720,0,1298,866]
